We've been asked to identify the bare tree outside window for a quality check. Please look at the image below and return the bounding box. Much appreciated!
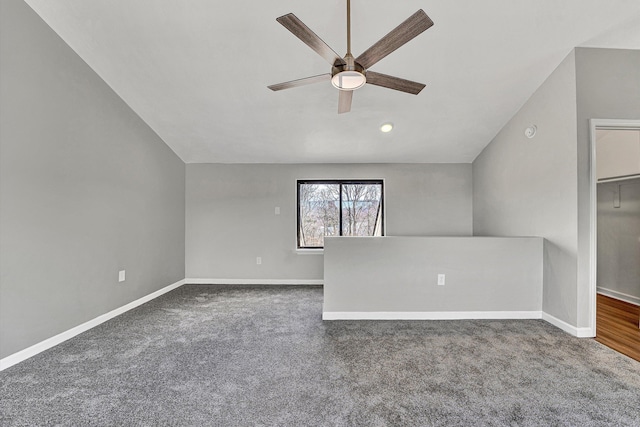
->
[297,180,383,248]
[341,184,382,237]
[298,183,339,247]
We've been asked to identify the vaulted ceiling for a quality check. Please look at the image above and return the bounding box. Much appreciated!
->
[24,0,640,163]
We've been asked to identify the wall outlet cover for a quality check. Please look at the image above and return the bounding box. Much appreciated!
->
[118,270,126,282]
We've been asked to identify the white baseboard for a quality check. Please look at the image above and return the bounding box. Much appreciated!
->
[597,287,640,306]
[185,278,323,285]
[322,311,542,320]
[0,279,185,372]
[542,312,594,338]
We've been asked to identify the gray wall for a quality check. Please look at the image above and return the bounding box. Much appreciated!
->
[323,237,543,315]
[575,48,640,326]
[473,47,640,329]
[473,51,579,325]
[0,0,185,358]
[186,163,472,280]
[597,178,640,300]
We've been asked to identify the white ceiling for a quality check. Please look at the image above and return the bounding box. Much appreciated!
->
[24,0,640,164]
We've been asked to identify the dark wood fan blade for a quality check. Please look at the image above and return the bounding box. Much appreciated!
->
[338,90,353,114]
[356,10,433,69]
[277,13,346,66]
[366,71,425,95]
[268,74,331,91]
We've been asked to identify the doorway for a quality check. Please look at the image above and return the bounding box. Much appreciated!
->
[589,120,640,361]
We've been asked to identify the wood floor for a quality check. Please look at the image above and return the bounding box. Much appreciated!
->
[596,294,640,362]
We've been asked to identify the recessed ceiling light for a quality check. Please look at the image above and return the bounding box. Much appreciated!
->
[380,123,394,133]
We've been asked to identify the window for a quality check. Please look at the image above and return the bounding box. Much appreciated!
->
[297,180,384,248]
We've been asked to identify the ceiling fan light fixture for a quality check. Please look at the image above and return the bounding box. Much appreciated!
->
[331,71,366,91]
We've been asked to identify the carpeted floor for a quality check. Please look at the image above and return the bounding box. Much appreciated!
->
[1,285,639,426]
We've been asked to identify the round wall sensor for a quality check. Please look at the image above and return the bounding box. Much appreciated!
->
[524,125,537,139]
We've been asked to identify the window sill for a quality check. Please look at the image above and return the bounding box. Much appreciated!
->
[295,248,324,255]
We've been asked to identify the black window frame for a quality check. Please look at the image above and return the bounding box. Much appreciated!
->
[296,179,385,249]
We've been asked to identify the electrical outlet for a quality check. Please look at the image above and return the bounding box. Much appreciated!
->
[118,270,126,282]
[437,274,445,286]
[275,206,280,215]
[256,257,262,265]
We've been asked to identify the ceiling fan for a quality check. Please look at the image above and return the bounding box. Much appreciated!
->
[268,0,434,114]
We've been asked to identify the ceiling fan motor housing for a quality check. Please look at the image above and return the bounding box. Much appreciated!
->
[331,54,366,91]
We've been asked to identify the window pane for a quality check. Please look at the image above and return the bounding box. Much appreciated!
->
[341,183,383,237]
[298,183,340,247]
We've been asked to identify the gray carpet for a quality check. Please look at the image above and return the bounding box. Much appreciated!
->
[1,285,639,426]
